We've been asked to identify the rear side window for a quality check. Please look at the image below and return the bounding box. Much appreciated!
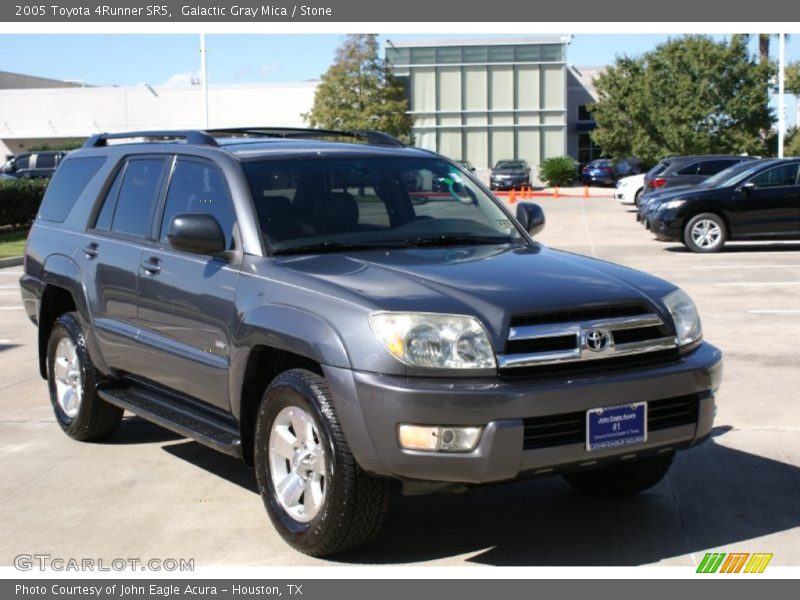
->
[676,162,701,176]
[38,157,106,222]
[159,159,236,250]
[94,158,167,238]
[35,154,56,169]
[697,159,738,176]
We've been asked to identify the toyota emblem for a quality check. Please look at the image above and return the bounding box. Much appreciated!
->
[585,329,611,352]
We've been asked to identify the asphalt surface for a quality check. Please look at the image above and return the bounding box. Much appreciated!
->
[1,195,798,567]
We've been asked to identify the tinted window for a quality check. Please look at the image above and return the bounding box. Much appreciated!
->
[160,160,235,250]
[35,154,56,169]
[676,162,701,176]
[13,155,30,170]
[110,158,167,237]
[697,159,739,176]
[647,161,670,178]
[94,163,126,230]
[750,164,800,188]
[38,157,106,222]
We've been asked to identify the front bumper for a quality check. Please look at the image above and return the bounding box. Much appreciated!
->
[490,178,529,190]
[649,214,683,240]
[324,342,722,485]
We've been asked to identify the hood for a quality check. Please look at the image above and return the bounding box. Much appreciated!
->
[272,244,675,346]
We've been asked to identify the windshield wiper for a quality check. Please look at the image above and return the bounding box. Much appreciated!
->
[403,235,516,248]
[272,240,406,255]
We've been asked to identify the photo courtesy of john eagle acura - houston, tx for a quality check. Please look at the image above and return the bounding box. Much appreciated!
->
[20,127,722,556]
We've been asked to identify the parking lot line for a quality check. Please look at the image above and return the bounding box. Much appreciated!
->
[715,281,800,287]
[0,271,23,275]
[748,310,800,314]
[0,306,24,310]
[693,264,800,270]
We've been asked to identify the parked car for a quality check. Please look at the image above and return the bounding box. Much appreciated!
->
[614,173,646,205]
[638,159,767,227]
[21,127,721,556]
[456,159,476,172]
[490,159,531,190]
[580,157,643,187]
[1,151,68,179]
[642,155,757,196]
[648,158,800,252]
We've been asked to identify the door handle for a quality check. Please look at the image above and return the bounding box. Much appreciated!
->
[141,257,161,275]
[83,243,99,259]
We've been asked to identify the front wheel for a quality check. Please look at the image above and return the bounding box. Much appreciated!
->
[46,312,123,441]
[683,213,727,253]
[633,188,643,207]
[562,451,675,497]
[254,369,392,556]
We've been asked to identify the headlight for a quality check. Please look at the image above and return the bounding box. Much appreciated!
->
[659,199,686,210]
[369,312,496,369]
[662,288,702,346]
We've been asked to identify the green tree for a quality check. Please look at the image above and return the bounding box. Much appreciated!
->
[304,34,412,139]
[590,36,773,164]
[786,61,800,95]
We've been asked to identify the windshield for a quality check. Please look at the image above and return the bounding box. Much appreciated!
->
[494,161,526,170]
[700,160,761,187]
[243,157,524,254]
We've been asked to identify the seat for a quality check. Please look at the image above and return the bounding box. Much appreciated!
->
[316,192,360,234]
[255,196,309,242]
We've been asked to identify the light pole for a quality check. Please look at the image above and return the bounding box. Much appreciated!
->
[200,33,209,129]
[778,33,785,158]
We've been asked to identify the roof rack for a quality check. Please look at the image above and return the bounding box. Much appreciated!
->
[83,127,405,149]
[83,130,218,148]
[208,127,405,148]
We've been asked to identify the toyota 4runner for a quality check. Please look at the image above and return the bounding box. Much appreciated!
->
[20,128,722,556]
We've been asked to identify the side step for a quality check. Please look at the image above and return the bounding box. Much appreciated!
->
[98,386,243,459]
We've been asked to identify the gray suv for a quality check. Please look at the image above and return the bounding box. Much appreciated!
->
[20,128,722,556]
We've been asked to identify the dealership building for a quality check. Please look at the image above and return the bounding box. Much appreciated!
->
[0,36,599,177]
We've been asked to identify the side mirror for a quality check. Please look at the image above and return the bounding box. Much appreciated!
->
[741,181,755,195]
[516,202,546,236]
[167,213,226,256]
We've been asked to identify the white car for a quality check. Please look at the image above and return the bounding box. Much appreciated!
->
[614,173,645,206]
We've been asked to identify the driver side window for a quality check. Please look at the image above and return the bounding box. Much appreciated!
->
[750,164,800,188]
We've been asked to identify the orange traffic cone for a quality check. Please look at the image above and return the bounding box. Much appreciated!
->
[553,186,559,198]
[510,188,517,204]
[583,185,589,198]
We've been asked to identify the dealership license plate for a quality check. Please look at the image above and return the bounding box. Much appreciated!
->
[586,402,647,451]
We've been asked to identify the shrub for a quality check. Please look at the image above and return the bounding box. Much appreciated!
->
[538,156,578,187]
[0,178,49,228]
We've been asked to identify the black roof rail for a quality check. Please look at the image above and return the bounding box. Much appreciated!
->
[207,127,405,148]
[83,130,219,149]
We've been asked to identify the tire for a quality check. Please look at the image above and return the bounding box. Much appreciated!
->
[563,451,675,497]
[633,188,643,208]
[683,213,727,253]
[46,312,123,441]
[254,369,392,556]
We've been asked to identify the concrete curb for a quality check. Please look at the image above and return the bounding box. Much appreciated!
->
[0,256,23,268]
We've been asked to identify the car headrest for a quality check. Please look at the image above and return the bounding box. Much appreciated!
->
[318,192,359,233]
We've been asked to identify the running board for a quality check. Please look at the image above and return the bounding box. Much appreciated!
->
[98,386,243,459]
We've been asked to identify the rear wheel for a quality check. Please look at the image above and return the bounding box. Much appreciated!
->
[563,452,675,497]
[254,369,392,556]
[683,213,726,253]
[633,188,643,207]
[46,312,123,441]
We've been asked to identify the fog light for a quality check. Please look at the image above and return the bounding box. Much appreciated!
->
[398,424,483,452]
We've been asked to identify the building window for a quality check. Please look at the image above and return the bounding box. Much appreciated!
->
[577,104,593,121]
[578,133,602,164]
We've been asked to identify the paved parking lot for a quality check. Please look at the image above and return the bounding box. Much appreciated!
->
[1,195,798,567]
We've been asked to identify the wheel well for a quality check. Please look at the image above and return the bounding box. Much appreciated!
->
[680,210,730,242]
[37,285,77,379]
[239,346,323,465]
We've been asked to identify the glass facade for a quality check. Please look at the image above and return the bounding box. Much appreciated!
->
[386,40,568,172]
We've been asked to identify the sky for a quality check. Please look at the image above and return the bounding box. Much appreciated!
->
[0,33,797,123]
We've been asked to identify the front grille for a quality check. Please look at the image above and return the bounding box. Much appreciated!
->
[498,303,676,373]
[521,394,701,451]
